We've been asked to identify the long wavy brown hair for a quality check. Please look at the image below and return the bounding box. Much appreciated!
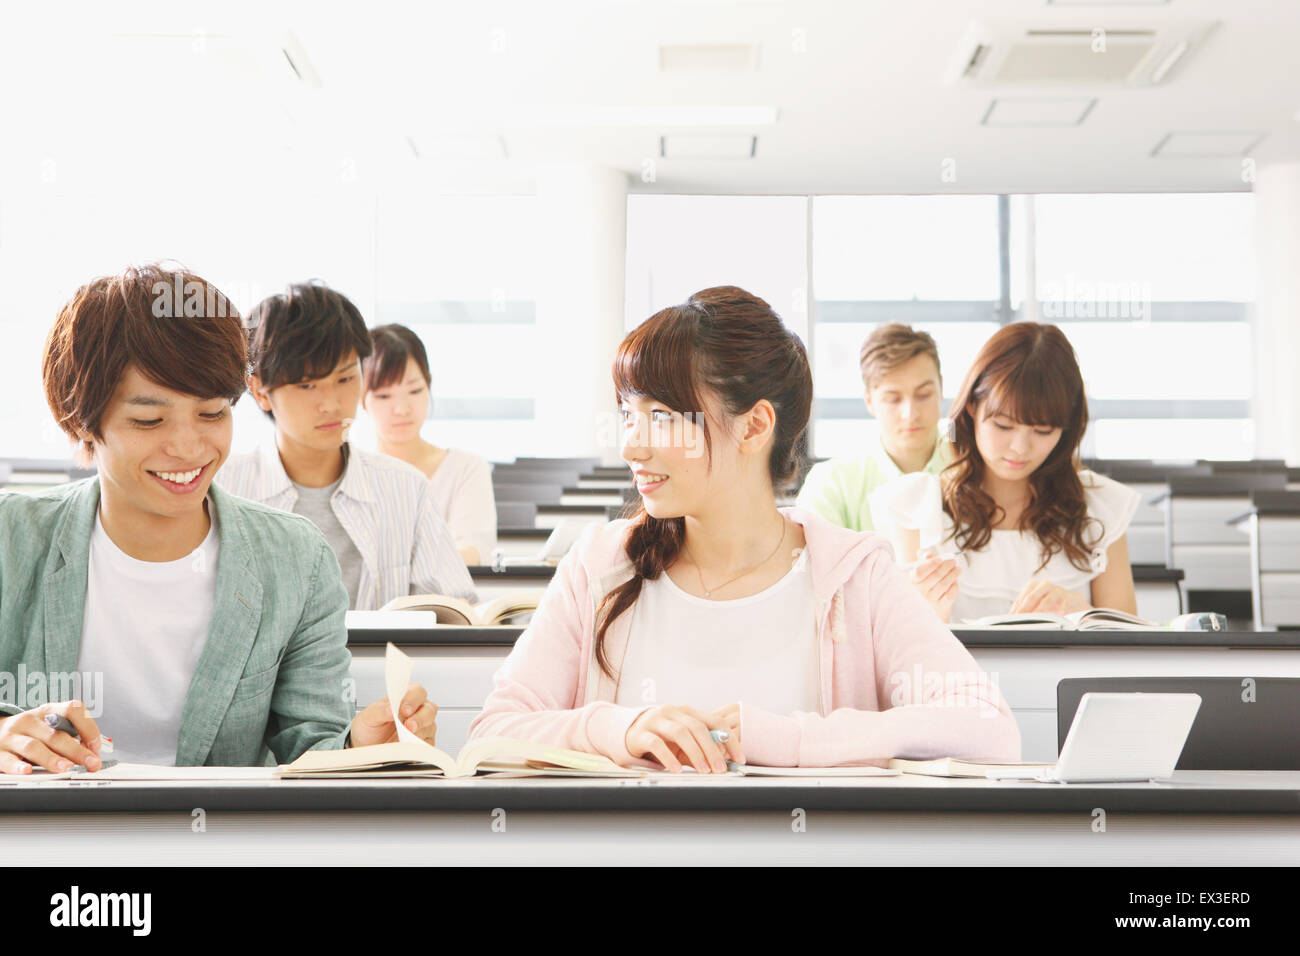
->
[593,286,813,677]
[944,322,1099,572]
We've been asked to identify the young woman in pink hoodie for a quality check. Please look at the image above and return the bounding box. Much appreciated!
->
[468,286,1021,771]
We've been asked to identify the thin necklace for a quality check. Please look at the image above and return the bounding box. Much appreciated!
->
[685,514,787,598]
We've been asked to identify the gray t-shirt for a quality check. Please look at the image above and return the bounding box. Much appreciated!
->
[291,475,363,609]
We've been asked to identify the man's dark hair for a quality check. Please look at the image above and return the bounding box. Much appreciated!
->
[245,281,373,421]
[43,263,247,462]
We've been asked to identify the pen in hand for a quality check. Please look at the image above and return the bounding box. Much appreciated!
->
[43,713,114,754]
[0,703,114,772]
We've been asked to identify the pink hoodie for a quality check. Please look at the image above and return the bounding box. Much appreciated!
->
[468,507,1021,768]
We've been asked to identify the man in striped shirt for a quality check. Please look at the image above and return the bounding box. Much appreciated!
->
[216,282,476,611]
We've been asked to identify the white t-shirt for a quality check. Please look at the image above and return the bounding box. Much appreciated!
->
[613,559,821,714]
[870,469,1140,623]
[75,502,220,765]
[427,448,496,563]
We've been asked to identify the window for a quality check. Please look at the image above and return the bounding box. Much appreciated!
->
[370,194,542,461]
[806,191,1255,461]
[624,195,809,338]
[1030,193,1255,460]
[810,195,1002,459]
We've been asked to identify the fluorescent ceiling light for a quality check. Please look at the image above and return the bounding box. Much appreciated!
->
[982,97,1096,127]
[660,44,760,72]
[407,133,508,161]
[1152,131,1266,157]
[660,134,756,159]
[504,105,778,128]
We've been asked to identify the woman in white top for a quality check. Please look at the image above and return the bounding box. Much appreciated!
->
[870,322,1139,624]
[467,286,1020,773]
[360,324,496,565]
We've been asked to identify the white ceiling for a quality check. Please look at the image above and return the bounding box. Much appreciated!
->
[2,0,1298,196]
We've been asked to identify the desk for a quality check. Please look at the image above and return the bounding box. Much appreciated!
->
[468,565,555,599]
[1,773,1296,865]
[1153,475,1287,595]
[534,504,609,529]
[559,486,629,507]
[1124,481,1172,565]
[343,620,1300,761]
[576,476,633,490]
[468,562,1183,620]
[1131,564,1184,620]
[491,526,551,559]
[1230,491,1300,629]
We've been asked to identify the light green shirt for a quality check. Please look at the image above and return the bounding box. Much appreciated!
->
[796,429,951,533]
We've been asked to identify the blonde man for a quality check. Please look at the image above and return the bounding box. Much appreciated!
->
[796,323,951,531]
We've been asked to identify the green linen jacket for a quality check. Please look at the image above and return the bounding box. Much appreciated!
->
[0,478,353,765]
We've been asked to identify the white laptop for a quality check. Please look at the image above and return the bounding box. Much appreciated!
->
[988,692,1202,784]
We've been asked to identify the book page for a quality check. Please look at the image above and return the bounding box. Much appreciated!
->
[385,642,424,746]
[457,736,627,775]
[729,764,900,777]
[474,590,545,625]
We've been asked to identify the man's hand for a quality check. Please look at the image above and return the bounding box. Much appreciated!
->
[348,684,438,748]
[0,701,103,775]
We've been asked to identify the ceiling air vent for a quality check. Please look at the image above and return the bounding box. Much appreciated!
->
[948,19,1215,87]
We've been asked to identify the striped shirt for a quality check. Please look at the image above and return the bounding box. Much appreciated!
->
[216,440,476,611]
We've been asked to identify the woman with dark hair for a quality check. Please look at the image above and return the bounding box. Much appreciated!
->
[467,287,1019,772]
[360,324,495,566]
[871,322,1139,624]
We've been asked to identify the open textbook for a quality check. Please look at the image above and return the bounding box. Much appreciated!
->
[888,758,1053,778]
[726,763,899,777]
[954,610,1226,632]
[278,643,642,778]
[380,590,544,626]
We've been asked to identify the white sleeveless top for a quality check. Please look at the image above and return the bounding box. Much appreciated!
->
[870,469,1140,623]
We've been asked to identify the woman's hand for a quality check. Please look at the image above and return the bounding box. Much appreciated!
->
[349,684,438,748]
[1010,580,1090,616]
[908,551,961,623]
[0,701,103,775]
[625,703,744,773]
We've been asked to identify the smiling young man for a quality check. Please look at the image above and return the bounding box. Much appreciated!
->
[796,323,951,532]
[215,282,475,611]
[0,265,438,773]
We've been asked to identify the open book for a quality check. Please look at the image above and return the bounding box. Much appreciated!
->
[956,610,1225,631]
[278,735,640,779]
[381,590,544,626]
[957,608,1157,630]
[888,758,1053,778]
[277,643,641,778]
[727,763,898,778]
